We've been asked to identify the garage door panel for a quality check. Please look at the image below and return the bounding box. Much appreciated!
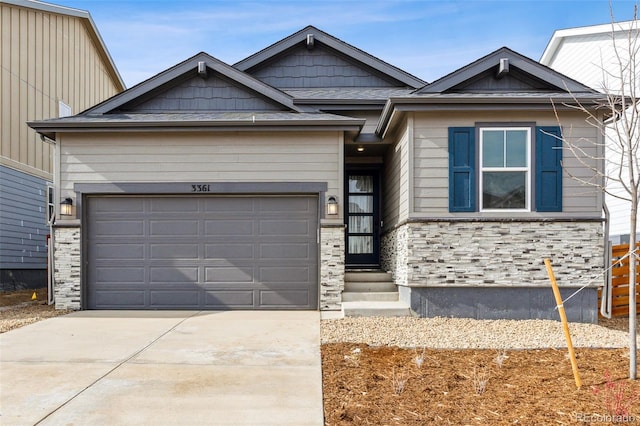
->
[94,220,144,236]
[260,266,311,283]
[96,267,145,283]
[259,197,311,212]
[205,244,254,260]
[150,198,199,213]
[92,198,145,213]
[87,195,318,310]
[203,198,255,212]
[260,290,309,307]
[205,220,254,236]
[150,290,200,307]
[260,220,311,236]
[94,291,146,308]
[150,244,199,260]
[204,290,255,308]
[205,267,254,283]
[95,244,144,260]
[150,220,199,236]
[150,267,199,283]
[260,243,309,259]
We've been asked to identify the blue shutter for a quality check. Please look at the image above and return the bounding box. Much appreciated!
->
[535,126,563,212]
[448,127,476,212]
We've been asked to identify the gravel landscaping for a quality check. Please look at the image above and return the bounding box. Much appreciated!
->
[321,316,635,349]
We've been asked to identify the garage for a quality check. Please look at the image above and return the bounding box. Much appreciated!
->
[86,195,318,310]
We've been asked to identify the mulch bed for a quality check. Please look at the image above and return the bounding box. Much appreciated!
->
[322,343,640,425]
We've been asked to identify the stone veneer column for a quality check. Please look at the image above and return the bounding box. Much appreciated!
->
[381,225,409,287]
[320,224,345,311]
[53,222,81,310]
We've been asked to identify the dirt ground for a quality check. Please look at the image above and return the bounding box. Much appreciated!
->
[2,289,639,425]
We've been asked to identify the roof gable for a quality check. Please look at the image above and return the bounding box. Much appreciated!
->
[417,47,596,94]
[234,25,426,89]
[86,52,304,115]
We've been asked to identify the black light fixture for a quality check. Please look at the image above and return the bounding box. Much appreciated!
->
[326,196,338,215]
[60,197,73,216]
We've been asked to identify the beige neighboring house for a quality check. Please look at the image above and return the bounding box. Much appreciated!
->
[540,20,640,244]
[0,0,124,290]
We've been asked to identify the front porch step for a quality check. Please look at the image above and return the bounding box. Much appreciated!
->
[344,281,398,293]
[344,271,393,282]
[341,291,399,302]
[342,301,412,317]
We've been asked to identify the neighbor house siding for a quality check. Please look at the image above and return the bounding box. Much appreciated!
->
[411,111,602,217]
[58,132,343,214]
[0,2,122,177]
[0,165,49,269]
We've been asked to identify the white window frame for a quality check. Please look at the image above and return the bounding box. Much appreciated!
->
[479,127,531,212]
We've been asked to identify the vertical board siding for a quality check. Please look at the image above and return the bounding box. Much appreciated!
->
[412,111,601,217]
[0,165,49,269]
[0,3,122,176]
[59,132,342,199]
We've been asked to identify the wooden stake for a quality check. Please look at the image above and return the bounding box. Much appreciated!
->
[544,258,582,389]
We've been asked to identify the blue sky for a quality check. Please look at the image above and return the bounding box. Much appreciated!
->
[57,0,639,88]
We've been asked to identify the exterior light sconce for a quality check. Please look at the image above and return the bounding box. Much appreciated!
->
[356,146,365,152]
[326,196,338,215]
[60,197,73,216]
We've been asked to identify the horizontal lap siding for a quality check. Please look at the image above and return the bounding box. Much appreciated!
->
[59,132,341,197]
[383,126,410,228]
[412,111,602,216]
[0,166,48,269]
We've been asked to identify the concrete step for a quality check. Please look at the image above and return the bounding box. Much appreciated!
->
[342,301,412,317]
[344,271,393,282]
[344,281,397,292]
[341,291,399,302]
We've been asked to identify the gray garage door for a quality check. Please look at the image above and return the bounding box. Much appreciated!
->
[86,195,318,310]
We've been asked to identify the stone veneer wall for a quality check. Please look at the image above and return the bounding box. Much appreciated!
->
[382,220,604,288]
[380,225,409,286]
[320,225,345,310]
[53,225,82,310]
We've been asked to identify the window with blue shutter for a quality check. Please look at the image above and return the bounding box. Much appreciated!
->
[448,127,476,212]
[535,126,563,212]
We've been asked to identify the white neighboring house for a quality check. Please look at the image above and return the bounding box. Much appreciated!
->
[541,20,640,244]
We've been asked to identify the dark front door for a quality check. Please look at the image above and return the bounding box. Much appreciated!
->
[345,172,380,267]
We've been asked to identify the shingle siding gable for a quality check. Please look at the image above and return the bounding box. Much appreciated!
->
[123,73,287,112]
[248,44,400,88]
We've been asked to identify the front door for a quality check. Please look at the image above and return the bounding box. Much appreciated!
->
[345,171,380,267]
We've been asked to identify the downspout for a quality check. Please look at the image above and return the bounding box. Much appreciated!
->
[601,202,612,318]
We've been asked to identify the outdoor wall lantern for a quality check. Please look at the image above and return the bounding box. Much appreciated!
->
[60,197,73,216]
[326,196,339,215]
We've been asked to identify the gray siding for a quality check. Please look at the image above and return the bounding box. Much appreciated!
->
[127,74,286,112]
[382,125,410,228]
[249,44,398,88]
[0,165,49,269]
[411,111,602,217]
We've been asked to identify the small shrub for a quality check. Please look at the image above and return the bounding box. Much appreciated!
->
[494,351,509,369]
[391,367,408,395]
[413,347,426,369]
[592,370,640,418]
[472,365,490,395]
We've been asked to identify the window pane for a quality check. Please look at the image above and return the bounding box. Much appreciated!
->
[349,176,373,193]
[506,130,527,167]
[349,216,372,233]
[483,171,526,209]
[482,130,504,167]
[348,236,373,254]
[349,195,373,213]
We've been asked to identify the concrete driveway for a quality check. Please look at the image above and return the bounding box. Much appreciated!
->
[0,311,323,425]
